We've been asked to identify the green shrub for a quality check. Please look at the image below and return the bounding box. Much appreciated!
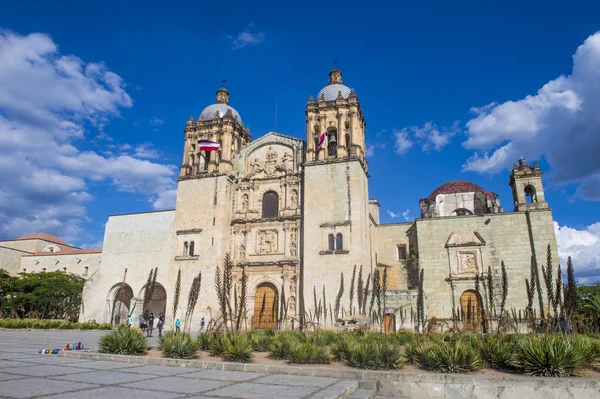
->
[99,326,147,355]
[197,332,211,351]
[421,342,481,373]
[98,323,113,330]
[251,333,273,352]
[59,322,75,330]
[346,341,404,370]
[404,342,430,365]
[268,337,293,360]
[390,331,415,346]
[160,333,199,359]
[287,342,330,364]
[222,334,253,363]
[331,336,353,362]
[478,335,515,369]
[515,335,586,377]
[209,333,227,357]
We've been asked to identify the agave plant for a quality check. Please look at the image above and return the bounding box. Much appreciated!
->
[287,342,330,364]
[251,333,273,352]
[209,332,227,357]
[478,335,515,369]
[268,337,293,360]
[346,341,404,370]
[222,334,254,363]
[404,342,430,365]
[515,335,586,377]
[196,332,211,351]
[99,325,147,355]
[421,341,481,373]
[160,333,199,359]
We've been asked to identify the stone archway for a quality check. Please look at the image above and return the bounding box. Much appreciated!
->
[253,283,278,330]
[142,282,167,318]
[460,290,483,331]
[110,283,134,325]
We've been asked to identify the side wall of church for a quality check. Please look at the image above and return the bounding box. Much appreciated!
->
[415,208,558,320]
[79,210,175,323]
[303,159,371,321]
[21,252,101,276]
[374,223,413,291]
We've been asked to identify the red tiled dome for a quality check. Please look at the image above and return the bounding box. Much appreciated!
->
[425,180,496,203]
[17,233,68,246]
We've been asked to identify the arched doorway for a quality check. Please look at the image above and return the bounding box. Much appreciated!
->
[460,290,483,331]
[142,283,167,318]
[253,283,278,330]
[384,313,396,334]
[110,283,133,325]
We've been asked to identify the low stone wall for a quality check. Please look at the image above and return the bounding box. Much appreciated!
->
[61,351,599,398]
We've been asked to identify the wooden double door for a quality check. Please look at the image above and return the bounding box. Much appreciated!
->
[253,283,278,330]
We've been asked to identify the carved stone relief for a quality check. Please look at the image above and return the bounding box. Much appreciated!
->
[458,252,477,274]
[290,190,298,208]
[257,230,278,254]
[239,244,246,259]
[248,146,293,178]
[241,194,249,212]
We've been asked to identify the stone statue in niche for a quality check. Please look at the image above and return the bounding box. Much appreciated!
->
[239,245,246,259]
[250,157,263,176]
[459,252,477,274]
[290,190,298,208]
[290,242,297,257]
[258,230,277,254]
[288,296,296,312]
[265,147,279,176]
[282,152,293,172]
[290,228,297,244]
[241,194,249,212]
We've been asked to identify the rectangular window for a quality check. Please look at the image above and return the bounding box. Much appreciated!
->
[213,217,216,226]
[212,237,214,246]
[397,245,407,261]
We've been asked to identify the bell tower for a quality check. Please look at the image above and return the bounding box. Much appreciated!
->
[180,86,251,177]
[302,67,372,321]
[305,68,366,163]
[509,158,548,211]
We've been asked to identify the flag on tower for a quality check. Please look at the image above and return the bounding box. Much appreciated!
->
[317,132,326,151]
[198,140,220,151]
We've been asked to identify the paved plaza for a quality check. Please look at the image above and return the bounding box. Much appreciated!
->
[0,330,382,399]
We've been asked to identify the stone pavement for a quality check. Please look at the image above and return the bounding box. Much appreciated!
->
[0,330,382,399]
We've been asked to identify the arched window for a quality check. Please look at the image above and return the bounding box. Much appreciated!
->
[189,153,195,166]
[336,233,343,251]
[190,144,196,152]
[328,129,338,157]
[524,185,537,203]
[328,234,335,251]
[183,241,189,256]
[262,191,279,219]
[189,241,195,256]
[453,208,473,216]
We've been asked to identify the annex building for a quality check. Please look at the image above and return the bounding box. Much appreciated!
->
[0,68,559,331]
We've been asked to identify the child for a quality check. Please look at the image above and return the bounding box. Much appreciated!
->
[175,318,181,333]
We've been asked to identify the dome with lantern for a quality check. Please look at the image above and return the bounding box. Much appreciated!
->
[199,87,242,123]
[316,68,354,101]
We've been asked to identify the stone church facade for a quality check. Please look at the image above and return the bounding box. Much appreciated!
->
[0,68,559,331]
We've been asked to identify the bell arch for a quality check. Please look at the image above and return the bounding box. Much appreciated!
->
[108,283,134,325]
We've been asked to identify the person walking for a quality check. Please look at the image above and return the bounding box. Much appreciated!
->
[175,318,181,333]
[126,315,132,329]
[147,313,155,337]
[157,312,165,337]
[199,317,205,332]
[138,314,144,329]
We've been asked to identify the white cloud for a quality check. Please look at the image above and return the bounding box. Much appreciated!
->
[554,221,600,284]
[152,189,177,210]
[149,117,164,126]
[0,30,177,242]
[366,142,386,157]
[402,209,411,221]
[462,32,600,199]
[133,143,161,159]
[393,121,458,155]
[386,210,400,218]
[228,24,265,50]
[393,129,413,154]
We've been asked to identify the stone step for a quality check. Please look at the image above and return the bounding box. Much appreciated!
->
[308,379,360,399]
[347,388,377,399]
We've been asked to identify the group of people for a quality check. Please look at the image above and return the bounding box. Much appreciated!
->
[131,312,165,337]
[119,312,206,336]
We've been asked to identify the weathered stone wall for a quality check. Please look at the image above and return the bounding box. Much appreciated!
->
[0,245,29,275]
[415,208,558,321]
[374,222,412,290]
[80,210,175,323]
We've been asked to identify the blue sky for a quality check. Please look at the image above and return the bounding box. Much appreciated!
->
[1,1,600,281]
